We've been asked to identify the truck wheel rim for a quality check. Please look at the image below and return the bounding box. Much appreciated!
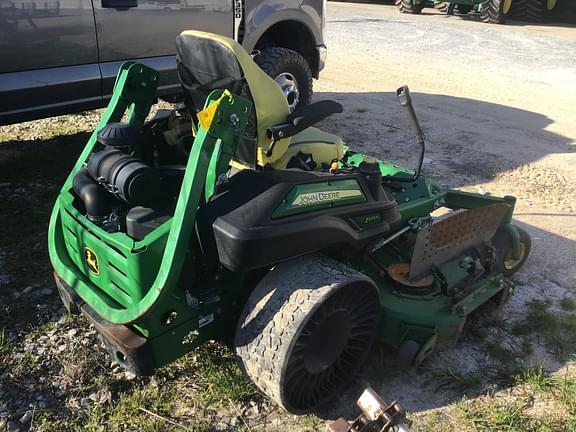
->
[503,0,513,14]
[274,72,299,112]
[282,283,379,412]
[547,0,556,10]
[504,242,526,270]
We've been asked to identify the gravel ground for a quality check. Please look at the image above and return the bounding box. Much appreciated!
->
[1,3,576,431]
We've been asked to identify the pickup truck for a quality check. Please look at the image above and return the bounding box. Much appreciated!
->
[0,0,327,124]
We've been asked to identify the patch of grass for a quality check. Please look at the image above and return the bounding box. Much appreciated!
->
[559,297,576,312]
[484,341,517,366]
[447,365,576,432]
[435,367,483,391]
[520,338,533,357]
[297,414,325,431]
[454,398,549,432]
[455,401,536,432]
[514,364,555,392]
[483,341,523,385]
[412,410,455,432]
[12,350,40,375]
[556,367,576,416]
[0,328,6,351]
[522,299,576,361]
[37,381,215,432]
[193,342,259,405]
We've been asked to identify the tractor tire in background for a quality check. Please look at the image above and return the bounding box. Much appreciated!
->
[456,4,474,13]
[235,255,381,413]
[480,0,514,23]
[434,2,471,14]
[511,0,557,21]
[435,1,448,12]
[255,47,312,112]
[396,0,425,14]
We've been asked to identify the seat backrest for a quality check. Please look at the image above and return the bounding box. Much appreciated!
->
[176,30,291,167]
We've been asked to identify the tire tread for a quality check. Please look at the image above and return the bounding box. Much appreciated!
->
[254,47,313,108]
[234,255,378,412]
[396,0,425,14]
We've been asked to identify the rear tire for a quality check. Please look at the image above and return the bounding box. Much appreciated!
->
[396,0,425,14]
[235,255,381,413]
[255,47,313,112]
[480,0,514,23]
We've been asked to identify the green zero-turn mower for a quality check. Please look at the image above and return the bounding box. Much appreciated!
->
[397,0,516,24]
[49,30,531,413]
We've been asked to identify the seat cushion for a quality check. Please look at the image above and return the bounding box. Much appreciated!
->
[271,127,345,171]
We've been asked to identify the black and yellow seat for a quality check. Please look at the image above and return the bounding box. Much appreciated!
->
[176,30,344,171]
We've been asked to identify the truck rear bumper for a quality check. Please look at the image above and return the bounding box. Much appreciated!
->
[316,44,327,77]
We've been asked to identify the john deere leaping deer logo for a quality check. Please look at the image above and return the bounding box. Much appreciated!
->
[83,247,99,275]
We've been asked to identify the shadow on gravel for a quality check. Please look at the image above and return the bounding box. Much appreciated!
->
[316,91,574,193]
[0,132,88,331]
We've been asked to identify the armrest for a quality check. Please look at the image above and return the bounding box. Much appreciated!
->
[267,100,343,142]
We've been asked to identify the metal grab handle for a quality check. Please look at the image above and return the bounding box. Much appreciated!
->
[396,85,425,145]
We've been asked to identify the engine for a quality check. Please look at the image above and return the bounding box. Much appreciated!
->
[72,113,190,240]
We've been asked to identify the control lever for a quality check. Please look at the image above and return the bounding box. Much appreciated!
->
[370,86,426,185]
[396,86,425,146]
[396,85,425,180]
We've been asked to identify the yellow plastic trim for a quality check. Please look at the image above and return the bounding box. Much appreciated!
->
[271,127,345,170]
[230,159,250,171]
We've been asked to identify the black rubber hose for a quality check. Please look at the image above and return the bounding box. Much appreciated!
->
[73,168,109,223]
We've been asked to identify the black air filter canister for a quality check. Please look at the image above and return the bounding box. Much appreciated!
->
[97,123,140,152]
[87,149,167,208]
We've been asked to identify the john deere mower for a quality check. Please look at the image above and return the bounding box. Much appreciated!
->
[397,0,516,24]
[49,30,531,413]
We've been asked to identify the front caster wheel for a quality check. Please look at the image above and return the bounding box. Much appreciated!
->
[235,255,380,413]
[493,225,531,277]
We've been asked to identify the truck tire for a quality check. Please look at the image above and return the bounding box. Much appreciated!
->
[235,254,380,413]
[255,47,313,111]
[396,0,425,14]
[480,0,514,23]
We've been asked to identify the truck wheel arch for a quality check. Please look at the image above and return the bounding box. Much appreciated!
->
[243,18,321,78]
